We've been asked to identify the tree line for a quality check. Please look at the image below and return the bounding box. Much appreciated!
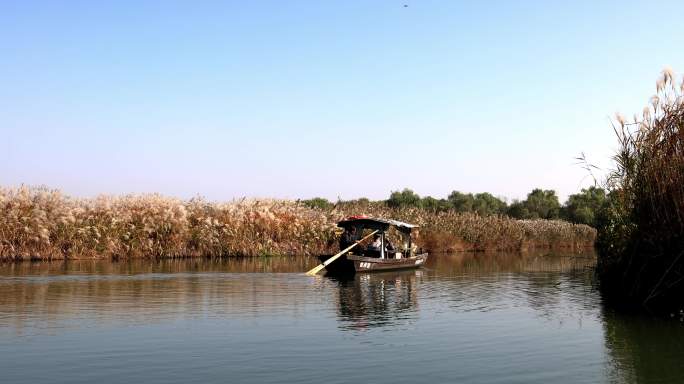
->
[300,186,609,228]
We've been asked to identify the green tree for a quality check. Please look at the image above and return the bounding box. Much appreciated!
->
[339,197,370,207]
[387,188,421,208]
[524,188,561,219]
[507,189,560,219]
[472,192,508,216]
[507,199,530,219]
[561,186,607,227]
[447,191,475,212]
[446,191,507,216]
[420,196,451,212]
[300,197,333,210]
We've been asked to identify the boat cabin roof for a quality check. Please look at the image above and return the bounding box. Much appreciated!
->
[337,216,418,232]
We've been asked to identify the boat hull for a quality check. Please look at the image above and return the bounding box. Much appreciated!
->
[317,253,428,275]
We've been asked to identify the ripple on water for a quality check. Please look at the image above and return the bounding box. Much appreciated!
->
[0,252,682,384]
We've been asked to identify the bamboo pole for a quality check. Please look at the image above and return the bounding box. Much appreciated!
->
[305,230,378,276]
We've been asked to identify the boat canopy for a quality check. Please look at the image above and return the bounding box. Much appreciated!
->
[337,216,418,233]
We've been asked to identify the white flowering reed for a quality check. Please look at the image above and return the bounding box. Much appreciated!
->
[0,186,596,261]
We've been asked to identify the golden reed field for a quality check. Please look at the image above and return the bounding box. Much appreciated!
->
[0,186,596,261]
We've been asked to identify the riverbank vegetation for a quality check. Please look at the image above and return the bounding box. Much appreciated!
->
[328,199,595,253]
[596,68,684,312]
[0,186,595,261]
[303,186,608,226]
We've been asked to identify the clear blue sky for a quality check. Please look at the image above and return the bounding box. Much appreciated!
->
[2,1,683,202]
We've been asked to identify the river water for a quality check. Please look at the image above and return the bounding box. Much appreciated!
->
[1,252,682,384]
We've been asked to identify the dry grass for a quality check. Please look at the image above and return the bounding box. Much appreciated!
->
[0,186,338,260]
[0,186,596,261]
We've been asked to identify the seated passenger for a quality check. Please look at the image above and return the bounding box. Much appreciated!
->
[365,234,382,257]
[367,234,382,251]
[385,238,395,252]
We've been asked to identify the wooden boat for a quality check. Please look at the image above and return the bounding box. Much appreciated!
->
[318,217,428,275]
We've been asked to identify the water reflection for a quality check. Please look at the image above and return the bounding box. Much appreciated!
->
[0,256,312,276]
[0,251,683,384]
[331,270,420,331]
[325,251,600,330]
[0,252,599,335]
[427,249,597,274]
[0,259,319,336]
[602,309,684,383]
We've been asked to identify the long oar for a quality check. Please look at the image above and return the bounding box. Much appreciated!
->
[306,230,378,276]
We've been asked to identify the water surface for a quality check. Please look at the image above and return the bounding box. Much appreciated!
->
[1,252,682,384]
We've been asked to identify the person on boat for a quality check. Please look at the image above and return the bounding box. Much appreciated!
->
[364,234,383,257]
[385,237,395,252]
[367,234,382,251]
[339,226,357,251]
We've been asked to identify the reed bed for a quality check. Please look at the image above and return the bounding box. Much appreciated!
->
[597,68,684,310]
[0,186,338,261]
[0,186,596,261]
[331,201,595,252]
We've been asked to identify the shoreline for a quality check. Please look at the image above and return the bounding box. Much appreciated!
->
[0,244,597,262]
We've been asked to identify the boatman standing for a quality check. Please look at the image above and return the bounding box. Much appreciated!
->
[339,226,357,251]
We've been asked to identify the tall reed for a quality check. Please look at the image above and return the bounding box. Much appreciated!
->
[597,68,684,310]
[0,186,596,261]
[0,187,338,260]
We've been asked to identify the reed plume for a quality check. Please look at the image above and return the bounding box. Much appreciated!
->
[597,67,684,310]
[0,186,595,261]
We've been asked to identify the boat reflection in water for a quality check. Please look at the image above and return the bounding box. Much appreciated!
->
[325,250,597,332]
[329,270,421,331]
[2,252,684,383]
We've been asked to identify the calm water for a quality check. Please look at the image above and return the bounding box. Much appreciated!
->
[1,252,683,384]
